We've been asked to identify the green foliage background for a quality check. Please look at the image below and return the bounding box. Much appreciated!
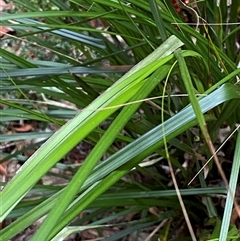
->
[0,0,240,240]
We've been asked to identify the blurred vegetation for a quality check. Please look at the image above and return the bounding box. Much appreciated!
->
[0,0,240,240]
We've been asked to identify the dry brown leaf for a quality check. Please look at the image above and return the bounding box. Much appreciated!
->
[0,26,15,38]
[14,124,33,132]
[0,162,8,176]
[230,205,240,229]
[0,0,14,11]
[0,0,15,38]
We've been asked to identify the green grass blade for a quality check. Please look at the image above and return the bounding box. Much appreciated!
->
[29,36,182,241]
[43,84,240,239]
[148,0,167,41]
[219,128,240,240]
[1,83,240,240]
[0,35,183,222]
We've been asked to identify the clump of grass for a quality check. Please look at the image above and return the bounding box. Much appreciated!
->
[0,0,240,240]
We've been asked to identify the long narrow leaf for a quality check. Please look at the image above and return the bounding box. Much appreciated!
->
[0,35,183,222]
[219,129,240,240]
